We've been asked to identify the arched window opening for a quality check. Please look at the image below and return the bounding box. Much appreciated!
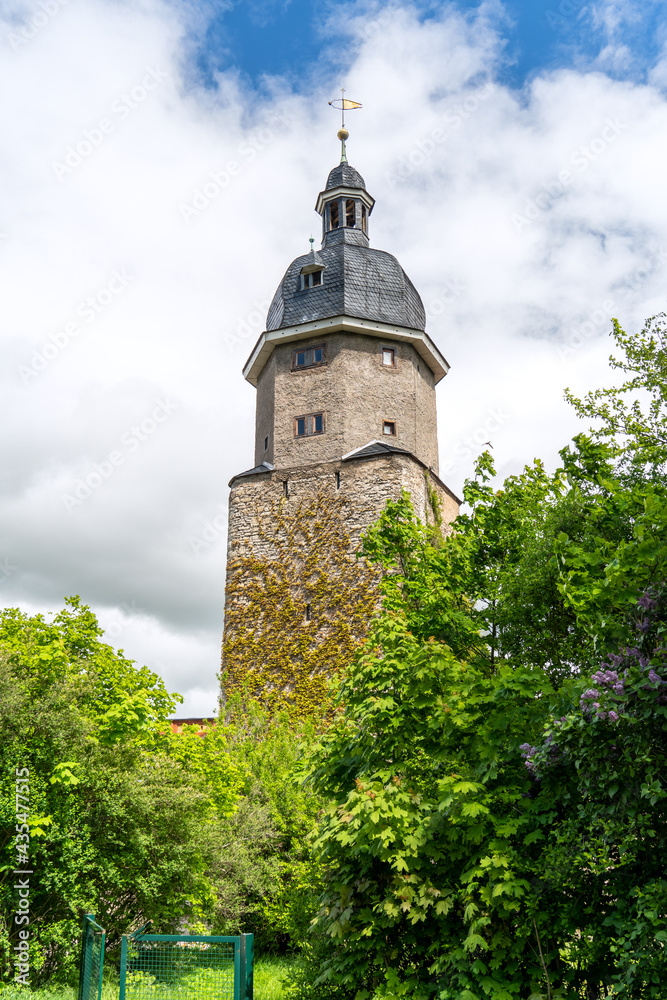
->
[345,199,356,227]
[361,204,367,234]
[329,201,339,229]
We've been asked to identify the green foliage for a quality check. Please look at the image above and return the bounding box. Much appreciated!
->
[195,704,323,953]
[565,312,667,478]
[0,601,210,983]
[0,595,322,983]
[362,456,594,684]
[150,720,245,818]
[0,597,179,729]
[303,316,667,998]
[306,614,552,999]
[555,436,667,655]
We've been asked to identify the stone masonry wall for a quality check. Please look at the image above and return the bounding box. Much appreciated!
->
[221,452,460,712]
[225,452,458,567]
[253,330,439,472]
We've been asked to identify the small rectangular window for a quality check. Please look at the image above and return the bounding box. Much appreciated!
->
[264,435,269,450]
[361,204,367,234]
[382,347,395,367]
[383,420,396,436]
[294,412,325,437]
[302,270,323,289]
[292,345,326,370]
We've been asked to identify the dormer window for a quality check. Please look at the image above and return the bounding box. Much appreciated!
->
[301,270,323,289]
[345,199,356,227]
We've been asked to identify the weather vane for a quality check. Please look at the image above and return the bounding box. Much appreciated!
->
[328,88,362,164]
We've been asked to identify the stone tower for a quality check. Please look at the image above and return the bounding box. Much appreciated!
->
[220,154,460,714]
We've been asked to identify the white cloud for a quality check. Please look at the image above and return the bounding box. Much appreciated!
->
[2,0,667,712]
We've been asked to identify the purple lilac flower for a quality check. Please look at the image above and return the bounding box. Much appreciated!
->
[648,669,662,685]
[637,593,657,612]
[592,669,619,687]
[608,710,619,722]
[580,689,599,702]
[519,743,538,774]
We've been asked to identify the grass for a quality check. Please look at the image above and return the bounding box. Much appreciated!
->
[0,956,299,1000]
[253,956,297,1000]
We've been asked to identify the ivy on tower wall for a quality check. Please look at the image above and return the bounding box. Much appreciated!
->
[221,487,380,718]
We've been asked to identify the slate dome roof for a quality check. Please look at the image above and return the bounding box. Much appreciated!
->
[266,242,426,332]
[325,163,366,190]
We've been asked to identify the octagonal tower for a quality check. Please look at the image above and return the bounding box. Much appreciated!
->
[221,153,460,713]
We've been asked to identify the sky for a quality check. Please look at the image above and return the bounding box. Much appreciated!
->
[2,0,667,716]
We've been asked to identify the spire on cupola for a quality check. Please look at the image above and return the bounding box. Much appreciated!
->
[316,93,374,249]
[328,89,362,164]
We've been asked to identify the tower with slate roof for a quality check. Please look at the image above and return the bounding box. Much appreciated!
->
[220,146,461,712]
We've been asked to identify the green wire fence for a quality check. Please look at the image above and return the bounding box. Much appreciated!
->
[120,931,253,1000]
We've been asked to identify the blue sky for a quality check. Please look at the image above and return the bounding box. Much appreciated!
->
[194,0,667,92]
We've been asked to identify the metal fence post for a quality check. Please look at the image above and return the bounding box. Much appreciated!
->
[77,914,94,1000]
[240,934,254,1000]
[119,935,128,1000]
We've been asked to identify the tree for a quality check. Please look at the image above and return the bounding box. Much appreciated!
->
[301,315,667,999]
[0,599,211,983]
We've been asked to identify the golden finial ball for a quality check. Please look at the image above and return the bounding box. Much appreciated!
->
[337,128,349,141]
